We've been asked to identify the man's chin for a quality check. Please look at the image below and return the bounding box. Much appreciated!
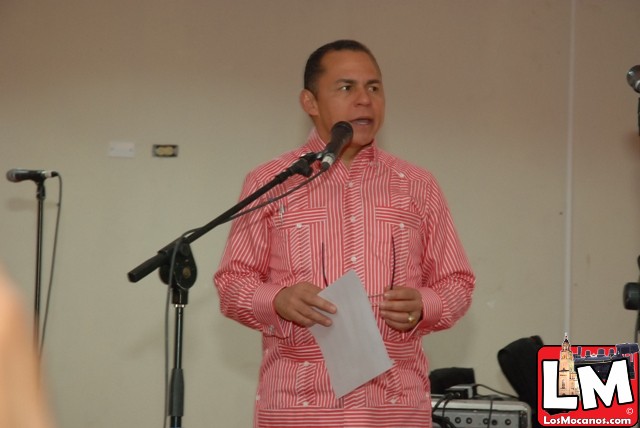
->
[349,137,375,149]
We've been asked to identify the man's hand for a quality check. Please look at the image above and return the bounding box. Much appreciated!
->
[378,286,423,332]
[274,282,337,328]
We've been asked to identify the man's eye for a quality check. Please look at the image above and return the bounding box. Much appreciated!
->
[339,85,351,91]
[368,85,380,92]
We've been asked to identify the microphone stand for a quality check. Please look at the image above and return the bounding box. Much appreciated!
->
[34,180,46,353]
[127,152,317,428]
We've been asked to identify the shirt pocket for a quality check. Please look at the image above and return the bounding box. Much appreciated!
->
[272,207,326,283]
[374,206,423,286]
[365,342,426,408]
[260,344,338,409]
[374,207,424,341]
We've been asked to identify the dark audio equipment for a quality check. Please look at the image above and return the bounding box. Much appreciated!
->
[432,395,531,428]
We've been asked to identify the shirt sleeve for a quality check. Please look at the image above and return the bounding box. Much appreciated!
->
[413,178,475,334]
[214,172,292,339]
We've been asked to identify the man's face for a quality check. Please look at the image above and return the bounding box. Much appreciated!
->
[301,50,385,150]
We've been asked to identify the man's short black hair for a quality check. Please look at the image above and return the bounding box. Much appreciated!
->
[303,39,379,95]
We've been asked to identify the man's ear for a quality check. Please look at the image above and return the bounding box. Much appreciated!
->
[299,89,318,116]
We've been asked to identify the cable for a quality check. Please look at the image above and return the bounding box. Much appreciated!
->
[485,395,495,428]
[469,384,514,428]
[432,393,458,428]
[431,413,458,428]
[39,175,63,356]
[163,279,171,428]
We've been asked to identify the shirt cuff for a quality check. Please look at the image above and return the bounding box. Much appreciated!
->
[416,286,443,329]
[252,282,291,338]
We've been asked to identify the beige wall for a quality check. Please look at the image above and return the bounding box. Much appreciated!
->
[1,1,639,426]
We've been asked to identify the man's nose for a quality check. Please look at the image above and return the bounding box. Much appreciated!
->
[354,87,372,105]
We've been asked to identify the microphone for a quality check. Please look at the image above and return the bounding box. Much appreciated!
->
[627,65,640,93]
[6,169,59,183]
[320,121,353,171]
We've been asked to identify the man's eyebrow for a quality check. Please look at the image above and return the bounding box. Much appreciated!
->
[335,78,356,85]
[335,78,382,85]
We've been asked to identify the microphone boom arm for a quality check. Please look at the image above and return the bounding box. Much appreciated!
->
[127,152,317,284]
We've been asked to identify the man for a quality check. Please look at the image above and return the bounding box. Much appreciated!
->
[215,40,475,427]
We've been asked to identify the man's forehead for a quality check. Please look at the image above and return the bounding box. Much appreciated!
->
[320,55,381,82]
[322,50,380,72]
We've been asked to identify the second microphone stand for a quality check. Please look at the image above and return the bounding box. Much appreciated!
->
[34,180,47,352]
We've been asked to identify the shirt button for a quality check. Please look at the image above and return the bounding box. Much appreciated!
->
[296,223,302,229]
[399,223,405,230]
[398,172,405,178]
[303,402,309,407]
[302,361,311,367]
[347,181,353,188]
[351,255,357,263]
[350,215,357,223]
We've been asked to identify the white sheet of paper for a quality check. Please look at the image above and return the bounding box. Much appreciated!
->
[309,269,394,398]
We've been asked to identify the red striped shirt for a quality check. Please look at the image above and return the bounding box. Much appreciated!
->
[215,129,475,427]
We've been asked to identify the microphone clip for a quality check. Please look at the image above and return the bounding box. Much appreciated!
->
[288,152,320,178]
